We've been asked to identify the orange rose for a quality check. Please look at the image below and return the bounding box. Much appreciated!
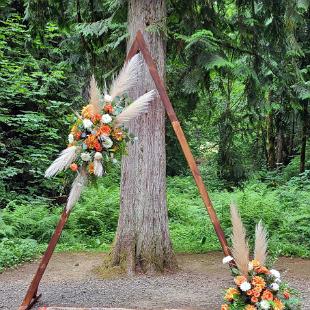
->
[255,266,270,274]
[234,275,247,286]
[104,104,113,113]
[251,296,258,303]
[274,298,284,310]
[75,132,82,140]
[283,291,290,299]
[70,163,78,172]
[224,288,239,301]
[97,125,111,136]
[247,289,253,296]
[221,304,229,310]
[252,276,266,288]
[261,290,273,301]
[253,291,260,298]
[253,286,263,293]
[245,305,257,310]
[91,113,102,123]
[88,162,94,174]
[94,141,102,152]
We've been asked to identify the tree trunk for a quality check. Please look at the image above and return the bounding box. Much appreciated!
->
[300,100,308,173]
[111,0,176,274]
[266,112,276,170]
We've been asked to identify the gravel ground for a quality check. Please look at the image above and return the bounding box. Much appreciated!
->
[0,252,309,310]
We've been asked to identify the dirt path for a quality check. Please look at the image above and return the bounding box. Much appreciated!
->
[0,252,309,310]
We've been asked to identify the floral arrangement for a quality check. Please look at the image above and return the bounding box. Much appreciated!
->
[45,54,156,211]
[221,205,300,310]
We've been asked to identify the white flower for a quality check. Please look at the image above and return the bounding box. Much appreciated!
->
[81,152,91,162]
[248,262,253,271]
[104,94,112,102]
[270,269,281,279]
[94,152,103,160]
[102,136,113,149]
[101,114,112,124]
[240,281,251,292]
[275,278,282,283]
[270,283,279,291]
[260,300,271,309]
[83,119,93,129]
[112,158,118,164]
[68,134,74,144]
[222,256,234,264]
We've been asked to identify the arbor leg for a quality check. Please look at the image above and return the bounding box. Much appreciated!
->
[19,209,70,310]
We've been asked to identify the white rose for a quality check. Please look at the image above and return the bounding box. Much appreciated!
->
[83,119,93,129]
[101,136,113,149]
[104,94,112,102]
[270,283,279,291]
[240,281,251,292]
[275,278,282,283]
[94,152,103,160]
[68,134,74,144]
[260,300,271,309]
[270,269,281,279]
[81,152,91,162]
[222,256,234,264]
[101,114,112,124]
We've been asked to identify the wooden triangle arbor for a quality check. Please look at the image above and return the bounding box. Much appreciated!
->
[19,31,231,310]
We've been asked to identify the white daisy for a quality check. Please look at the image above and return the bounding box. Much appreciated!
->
[270,283,279,291]
[102,136,113,149]
[270,269,281,279]
[260,300,271,309]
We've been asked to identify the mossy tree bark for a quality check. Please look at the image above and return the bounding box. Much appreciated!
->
[111,0,177,274]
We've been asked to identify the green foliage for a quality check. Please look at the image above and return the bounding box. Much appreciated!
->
[1,175,309,271]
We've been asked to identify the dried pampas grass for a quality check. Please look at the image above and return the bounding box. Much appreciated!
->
[66,167,88,212]
[254,220,268,265]
[230,204,249,276]
[109,53,142,100]
[114,90,156,127]
[45,146,77,178]
[94,160,104,177]
[88,75,101,115]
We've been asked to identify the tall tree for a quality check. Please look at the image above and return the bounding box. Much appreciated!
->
[112,0,176,274]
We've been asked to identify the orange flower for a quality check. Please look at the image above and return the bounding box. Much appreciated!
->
[224,288,239,301]
[75,132,82,140]
[97,125,111,136]
[261,290,273,301]
[253,291,261,298]
[88,162,94,174]
[247,289,254,296]
[81,104,93,118]
[112,127,124,141]
[70,163,78,172]
[94,140,102,152]
[234,275,247,286]
[104,104,113,113]
[85,134,97,149]
[253,285,263,293]
[283,291,290,299]
[245,305,257,310]
[221,304,229,310]
[71,124,79,135]
[251,296,258,303]
[255,266,270,274]
[91,113,102,123]
[274,298,284,310]
[251,259,260,268]
[252,276,266,288]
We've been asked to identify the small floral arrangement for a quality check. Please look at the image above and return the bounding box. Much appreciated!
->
[45,54,156,211]
[221,205,300,310]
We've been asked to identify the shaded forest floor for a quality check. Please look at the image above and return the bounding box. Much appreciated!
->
[1,252,310,310]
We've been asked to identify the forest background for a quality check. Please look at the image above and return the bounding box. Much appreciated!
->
[0,0,309,272]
